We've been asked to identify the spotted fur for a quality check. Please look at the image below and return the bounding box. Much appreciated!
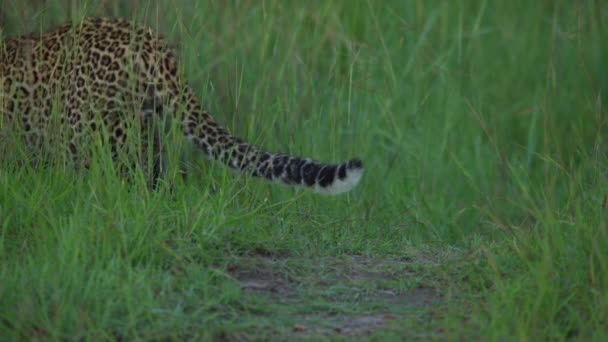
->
[0,17,363,194]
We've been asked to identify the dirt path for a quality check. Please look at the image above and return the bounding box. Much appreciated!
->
[228,253,443,338]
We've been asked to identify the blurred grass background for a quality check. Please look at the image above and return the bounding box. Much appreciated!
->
[1,0,607,339]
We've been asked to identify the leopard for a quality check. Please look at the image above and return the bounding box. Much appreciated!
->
[0,17,363,194]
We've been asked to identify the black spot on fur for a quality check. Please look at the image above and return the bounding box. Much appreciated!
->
[258,162,273,180]
[287,158,305,184]
[106,85,118,97]
[202,141,211,154]
[100,55,110,66]
[90,51,100,63]
[337,164,347,180]
[348,158,363,169]
[115,47,125,58]
[318,165,336,187]
[17,86,29,97]
[105,73,116,82]
[273,164,284,178]
[301,162,318,186]
[258,153,271,163]
[237,144,249,153]
[273,155,288,167]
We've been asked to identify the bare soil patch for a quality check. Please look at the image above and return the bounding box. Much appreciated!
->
[228,252,441,337]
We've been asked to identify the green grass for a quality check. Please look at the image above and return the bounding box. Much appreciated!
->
[1,0,607,340]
